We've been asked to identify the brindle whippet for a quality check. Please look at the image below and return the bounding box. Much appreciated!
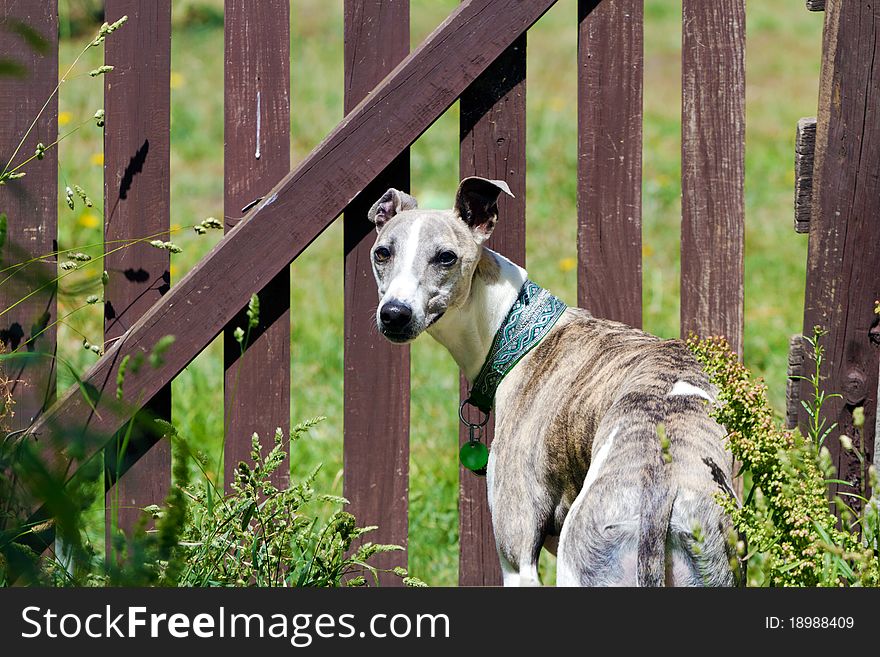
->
[367,177,740,587]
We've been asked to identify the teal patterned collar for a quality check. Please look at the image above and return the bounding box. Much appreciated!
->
[467,280,567,413]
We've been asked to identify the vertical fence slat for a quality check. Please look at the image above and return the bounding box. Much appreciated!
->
[0,2,58,431]
[343,0,410,586]
[577,0,643,328]
[103,0,171,545]
[794,117,817,234]
[458,36,526,586]
[223,0,291,491]
[799,0,879,509]
[785,334,805,430]
[680,0,745,357]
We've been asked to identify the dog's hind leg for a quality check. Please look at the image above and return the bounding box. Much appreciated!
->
[557,425,640,586]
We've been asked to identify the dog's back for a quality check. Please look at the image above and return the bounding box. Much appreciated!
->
[495,309,739,586]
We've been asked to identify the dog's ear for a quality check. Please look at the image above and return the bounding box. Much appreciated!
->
[454,176,514,243]
[367,188,418,231]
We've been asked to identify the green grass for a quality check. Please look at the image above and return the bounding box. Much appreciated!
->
[38,0,824,585]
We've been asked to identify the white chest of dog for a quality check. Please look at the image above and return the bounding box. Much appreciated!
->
[367,177,739,587]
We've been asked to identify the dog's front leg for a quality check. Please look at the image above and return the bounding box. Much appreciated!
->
[487,451,549,587]
[497,550,525,587]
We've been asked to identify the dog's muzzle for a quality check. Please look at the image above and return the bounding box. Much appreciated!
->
[379,300,414,342]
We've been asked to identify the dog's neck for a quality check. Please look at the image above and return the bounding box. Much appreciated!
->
[427,247,527,382]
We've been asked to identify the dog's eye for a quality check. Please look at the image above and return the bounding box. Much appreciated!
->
[436,250,457,266]
[373,246,392,263]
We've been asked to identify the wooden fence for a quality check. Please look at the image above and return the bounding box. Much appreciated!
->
[0,0,876,586]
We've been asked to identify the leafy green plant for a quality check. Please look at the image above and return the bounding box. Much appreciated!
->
[0,409,104,587]
[1,408,425,587]
[688,330,879,586]
[170,417,424,587]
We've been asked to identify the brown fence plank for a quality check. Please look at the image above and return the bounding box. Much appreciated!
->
[458,35,526,587]
[680,0,745,358]
[223,0,290,492]
[102,0,172,547]
[577,0,643,328]
[25,0,560,514]
[785,334,805,429]
[799,0,879,509]
[343,0,410,586]
[0,1,58,431]
[794,117,816,235]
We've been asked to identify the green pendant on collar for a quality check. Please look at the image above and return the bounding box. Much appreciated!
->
[466,280,567,414]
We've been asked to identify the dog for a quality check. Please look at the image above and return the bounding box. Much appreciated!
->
[367,177,740,587]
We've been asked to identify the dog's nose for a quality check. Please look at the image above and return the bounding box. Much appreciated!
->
[379,301,413,331]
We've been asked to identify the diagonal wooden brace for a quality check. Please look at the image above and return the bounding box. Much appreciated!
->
[23,0,559,516]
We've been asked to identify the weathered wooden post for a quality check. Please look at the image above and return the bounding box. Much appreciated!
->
[578,0,644,330]
[798,0,879,509]
[0,1,58,433]
[458,14,527,587]
[102,0,172,550]
[343,0,412,586]
[680,0,746,497]
[223,0,291,491]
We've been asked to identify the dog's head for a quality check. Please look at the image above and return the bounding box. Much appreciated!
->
[367,176,513,343]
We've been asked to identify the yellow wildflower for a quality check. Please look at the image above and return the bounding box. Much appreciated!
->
[558,256,576,273]
[78,212,100,229]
